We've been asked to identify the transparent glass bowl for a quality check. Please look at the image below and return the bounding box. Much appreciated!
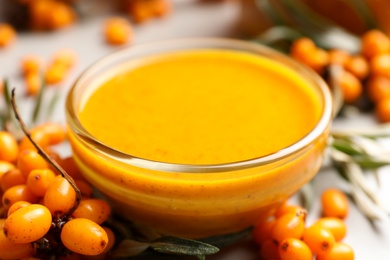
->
[66,38,333,239]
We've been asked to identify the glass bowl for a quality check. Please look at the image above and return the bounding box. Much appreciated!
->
[66,38,333,239]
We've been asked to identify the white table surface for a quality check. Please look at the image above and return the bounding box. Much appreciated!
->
[1,1,390,259]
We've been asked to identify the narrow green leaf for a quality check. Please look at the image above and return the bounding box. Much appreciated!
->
[200,227,252,248]
[331,138,366,156]
[151,236,219,256]
[46,89,61,121]
[353,156,390,169]
[111,239,150,258]
[31,74,46,124]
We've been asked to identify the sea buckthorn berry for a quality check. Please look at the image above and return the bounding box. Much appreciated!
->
[328,49,351,66]
[0,168,26,192]
[74,179,93,197]
[27,169,56,197]
[337,70,363,103]
[260,239,280,259]
[60,156,83,180]
[367,75,390,103]
[302,224,335,255]
[72,199,111,225]
[274,203,304,219]
[344,55,369,80]
[7,201,31,216]
[4,204,52,243]
[361,29,390,59]
[61,218,108,255]
[375,97,390,122]
[0,131,19,163]
[0,23,17,48]
[21,55,42,75]
[0,161,15,180]
[370,54,390,78]
[314,217,347,241]
[44,175,76,217]
[19,129,50,152]
[290,38,317,58]
[271,210,306,244]
[2,184,38,209]
[102,226,116,254]
[321,188,349,219]
[316,242,355,260]
[25,72,42,96]
[104,17,133,45]
[45,1,76,30]
[127,0,171,23]
[52,49,77,69]
[38,122,67,145]
[17,149,49,179]
[45,63,67,85]
[0,230,34,259]
[253,218,276,245]
[279,238,312,260]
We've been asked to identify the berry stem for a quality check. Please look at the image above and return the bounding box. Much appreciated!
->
[10,88,82,217]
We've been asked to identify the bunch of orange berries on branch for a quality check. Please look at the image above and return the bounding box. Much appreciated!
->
[0,120,115,259]
[253,189,354,260]
[290,29,390,123]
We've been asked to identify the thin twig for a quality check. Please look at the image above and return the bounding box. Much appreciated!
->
[10,88,81,217]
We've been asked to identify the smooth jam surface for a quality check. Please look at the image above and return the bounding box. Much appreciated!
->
[78,49,322,164]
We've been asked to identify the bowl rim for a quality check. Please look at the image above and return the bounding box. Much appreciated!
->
[66,38,333,173]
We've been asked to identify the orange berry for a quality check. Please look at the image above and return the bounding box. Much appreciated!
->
[104,17,133,45]
[2,184,39,209]
[52,49,77,69]
[61,218,108,255]
[316,242,354,260]
[0,168,25,192]
[44,175,76,217]
[7,201,31,216]
[74,179,93,197]
[274,204,304,219]
[290,38,317,58]
[26,169,56,197]
[290,38,328,73]
[0,160,15,182]
[260,239,280,259]
[328,49,351,66]
[370,54,390,78]
[25,72,42,96]
[4,204,52,243]
[128,0,171,23]
[321,189,349,219]
[45,1,76,30]
[72,199,111,225]
[101,226,115,254]
[38,122,67,145]
[313,217,347,241]
[344,55,369,80]
[0,230,34,259]
[60,156,83,180]
[19,128,50,152]
[0,23,17,48]
[366,75,390,103]
[361,29,390,59]
[271,210,306,244]
[253,218,276,245]
[45,63,67,85]
[0,131,19,163]
[302,224,335,255]
[21,55,43,75]
[375,97,390,122]
[279,238,312,260]
[17,149,49,179]
[337,70,363,103]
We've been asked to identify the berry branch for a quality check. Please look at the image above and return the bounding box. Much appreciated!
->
[10,88,82,217]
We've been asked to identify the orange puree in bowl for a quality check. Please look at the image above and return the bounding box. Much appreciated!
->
[68,47,330,238]
[78,50,322,164]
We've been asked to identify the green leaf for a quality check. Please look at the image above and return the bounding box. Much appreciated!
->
[353,156,390,169]
[200,227,252,248]
[151,236,219,256]
[111,239,150,258]
[331,138,366,156]
[31,74,46,124]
